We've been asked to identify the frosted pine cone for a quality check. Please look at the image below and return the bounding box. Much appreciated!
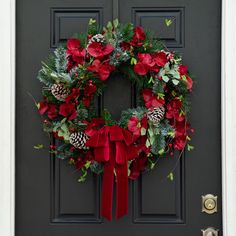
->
[51,83,70,101]
[88,34,105,44]
[69,132,89,149]
[147,106,165,123]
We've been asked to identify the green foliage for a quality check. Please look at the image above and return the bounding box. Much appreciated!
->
[102,109,116,126]
[119,23,134,42]
[54,47,67,73]
[42,89,58,103]
[119,107,147,127]
[90,161,103,174]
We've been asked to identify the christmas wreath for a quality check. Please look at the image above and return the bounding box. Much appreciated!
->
[36,19,194,220]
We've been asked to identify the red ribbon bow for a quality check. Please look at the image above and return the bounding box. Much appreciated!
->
[86,125,134,220]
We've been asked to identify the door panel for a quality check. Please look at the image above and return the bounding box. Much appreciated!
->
[16,0,222,235]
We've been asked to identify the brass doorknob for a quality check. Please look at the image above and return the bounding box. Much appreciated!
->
[201,227,219,236]
[202,194,218,214]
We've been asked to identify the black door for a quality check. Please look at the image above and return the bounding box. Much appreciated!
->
[16,0,222,235]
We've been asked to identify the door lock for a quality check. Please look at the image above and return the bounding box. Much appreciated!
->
[202,194,218,214]
[201,227,219,236]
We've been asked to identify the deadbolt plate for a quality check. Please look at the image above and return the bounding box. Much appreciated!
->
[202,194,218,214]
[201,227,219,236]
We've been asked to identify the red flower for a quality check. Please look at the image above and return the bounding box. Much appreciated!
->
[134,53,155,76]
[142,89,165,108]
[121,42,131,51]
[66,39,86,70]
[154,52,168,67]
[84,80,97,97]
[129,152,148,180]
[65,88,80,103]
[47,105,58,120]
[59,103,77,120]
[174,136,187,150]
[75,151,92,170]
[88,59,115,81]
[178,64,188,75]
[134,53,163,76]
[38,101,48,115]
[85,118,105,136]
[128,116,147,138]
[38,101,58,120]
[166,98,184,122]
[87,42,114,58]
[186,76,193,91]
[130,26,146,46]
[82,80,97,107]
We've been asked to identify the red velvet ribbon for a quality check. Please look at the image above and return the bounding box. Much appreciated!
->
[86,125,134,220]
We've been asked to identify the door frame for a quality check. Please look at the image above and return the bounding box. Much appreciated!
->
[1,0,235,235]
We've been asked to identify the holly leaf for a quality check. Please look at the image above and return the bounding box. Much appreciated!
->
[141,127,146,136]
[167,172,174,181]
[131,57,137,65]
[33,144,44,149]
[165,19,173,27]
[187,144,194,151]
[162,75,169,82]
[145,139,151,147]
[113,18,119,28]
[89,18,96,25]
[172,79,180,85]
[158,148,165,155]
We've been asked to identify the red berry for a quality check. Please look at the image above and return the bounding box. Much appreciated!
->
[69,158,75,165]
[190,128,195,133]
[49,145,56,150]
[170,152,174,156]
[69,127,76,133]
[43,119,48,124]
[116,53,121,57]
[169,143,173,148]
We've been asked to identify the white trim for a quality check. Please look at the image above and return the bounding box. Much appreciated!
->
[0,0,15,236]
[0,0,235,235]
[221,0,236,235]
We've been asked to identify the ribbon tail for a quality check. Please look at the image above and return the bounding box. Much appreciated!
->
[101,143,115,221]
[115,142,128,220]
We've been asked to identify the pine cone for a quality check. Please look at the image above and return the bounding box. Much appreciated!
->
[51,83,70,101]
[89,34,105,44]
[69,132,89,149]
[147,106,165,123]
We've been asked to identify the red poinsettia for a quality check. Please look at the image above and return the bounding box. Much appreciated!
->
[66,39,86,70]
[154,51,168,67]
[38,101,58,120]
[134,53,155,75]
[166,98,185,122]
[142,89,165,108]
[178,64,188,75]
[87,42,114,58]
[65,88,80,103]
[134,52,168,76]
[127,115,147,138]
[88,59,115,81]
[173,120,190,150]
[130,26,146,47]
[59,103,77,120]
[178,65,193,91]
